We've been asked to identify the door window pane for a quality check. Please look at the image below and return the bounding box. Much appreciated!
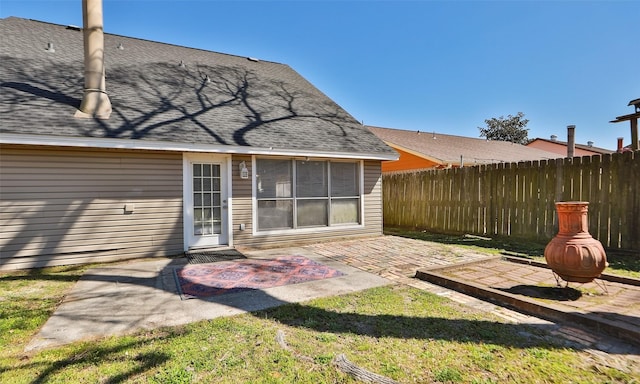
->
[201,224,213,235]
[193,163,222,236]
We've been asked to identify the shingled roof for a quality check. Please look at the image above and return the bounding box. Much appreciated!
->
[368,126,562,166]
[527,137,614,156]
[0,17,396,159]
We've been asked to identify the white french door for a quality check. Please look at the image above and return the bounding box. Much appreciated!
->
[183,154,229,248]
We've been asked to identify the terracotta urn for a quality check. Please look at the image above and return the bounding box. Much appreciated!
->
[544,202,608,283]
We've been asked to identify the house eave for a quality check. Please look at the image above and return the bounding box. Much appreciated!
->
[385,142,448,165]
[0,133,398,161]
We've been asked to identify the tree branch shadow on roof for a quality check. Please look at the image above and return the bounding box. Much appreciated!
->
[1,56,362,150]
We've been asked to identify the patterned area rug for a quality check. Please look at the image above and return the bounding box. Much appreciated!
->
[174,255,346,299]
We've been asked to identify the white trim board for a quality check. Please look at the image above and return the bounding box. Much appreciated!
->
[1,133,398,161]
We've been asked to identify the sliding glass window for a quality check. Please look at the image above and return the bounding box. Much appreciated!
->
[256,159,360,231]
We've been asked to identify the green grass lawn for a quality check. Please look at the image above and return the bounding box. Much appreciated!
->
[384,227,640,279]
[1,262,638,383]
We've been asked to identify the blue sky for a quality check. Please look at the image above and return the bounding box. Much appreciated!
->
[2,1,638,150]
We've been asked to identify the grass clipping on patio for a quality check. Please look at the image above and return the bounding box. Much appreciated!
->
[1,266,638,383]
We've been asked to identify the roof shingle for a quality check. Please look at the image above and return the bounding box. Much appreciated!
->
[0,17,396,158]
[368,126,562,166]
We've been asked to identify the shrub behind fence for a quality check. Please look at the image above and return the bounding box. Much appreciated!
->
[383,151,639,251]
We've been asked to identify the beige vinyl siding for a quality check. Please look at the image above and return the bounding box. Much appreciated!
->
[362,160,384,234]
[0,145,184,270]
[231,157,384,248]
[230,155,255,245]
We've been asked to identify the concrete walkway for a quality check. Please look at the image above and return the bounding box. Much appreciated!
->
[26,246,390,351]
[27,235,640,373]
[28,235,490,351]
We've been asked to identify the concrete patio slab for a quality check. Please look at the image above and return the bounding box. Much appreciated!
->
[26,247,390,351]
[25,233,640,373]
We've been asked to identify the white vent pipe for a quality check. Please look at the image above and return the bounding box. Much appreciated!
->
[75,0,112,119]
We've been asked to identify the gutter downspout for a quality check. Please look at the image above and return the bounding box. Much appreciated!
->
[75,0,112,119]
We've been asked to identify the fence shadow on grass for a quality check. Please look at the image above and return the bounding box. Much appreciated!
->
[259,301,565,350]
[385,228,640,277]
[384,227,547,257]
[606,251,640,274]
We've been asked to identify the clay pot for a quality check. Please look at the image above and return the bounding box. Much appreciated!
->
[544,202,608,283]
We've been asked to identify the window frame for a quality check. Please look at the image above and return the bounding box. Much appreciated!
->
[253,156,364,235]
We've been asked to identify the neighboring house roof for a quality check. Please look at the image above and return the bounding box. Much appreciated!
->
[368,126,561,169]
[526,138,613,157]
[0,17,396,160]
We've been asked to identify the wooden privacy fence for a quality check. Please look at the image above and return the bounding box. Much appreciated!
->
[383,151,639,251]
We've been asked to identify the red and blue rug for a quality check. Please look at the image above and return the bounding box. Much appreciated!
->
[174,255,345,299]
